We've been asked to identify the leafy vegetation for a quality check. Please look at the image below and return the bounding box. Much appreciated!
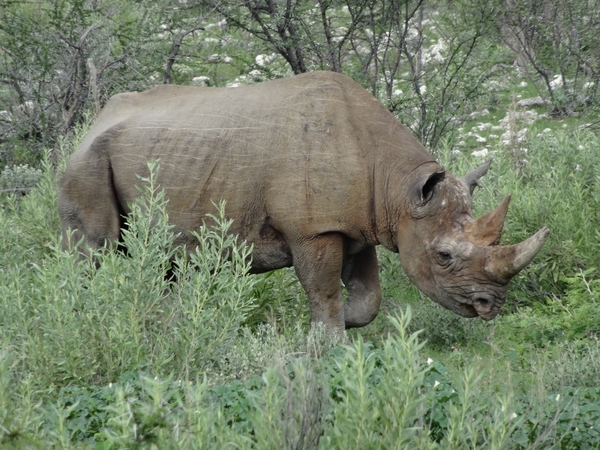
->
[1,0,600,448]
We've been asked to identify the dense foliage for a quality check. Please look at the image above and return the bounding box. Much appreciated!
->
[2,0,598,167]
[1,0,600,448]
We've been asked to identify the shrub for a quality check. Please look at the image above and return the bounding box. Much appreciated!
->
[0,160,259,388]
[499,0,600,117]
[534,340,600,392]
[406,298,492,351]
[0,164,42,194]
[1,303,598,448]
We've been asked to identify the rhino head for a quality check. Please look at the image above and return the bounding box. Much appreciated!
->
[396,160,549,320]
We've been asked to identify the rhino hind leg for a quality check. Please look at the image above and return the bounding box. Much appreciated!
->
[291,233,346,336]
[342,246,382,328]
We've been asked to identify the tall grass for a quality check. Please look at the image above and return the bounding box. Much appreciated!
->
[2,307,597,448]
[0,125,599,447]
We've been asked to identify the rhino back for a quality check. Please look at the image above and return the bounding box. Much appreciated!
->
[67,72,434,262]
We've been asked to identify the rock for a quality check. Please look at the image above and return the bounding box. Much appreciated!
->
[516,97,548,108]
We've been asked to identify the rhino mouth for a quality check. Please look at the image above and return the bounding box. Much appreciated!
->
[431,284,502,320]
[456,303,479,319]
[453,294,499,320]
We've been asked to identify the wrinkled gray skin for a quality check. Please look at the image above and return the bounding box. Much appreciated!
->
[59,71,549,336]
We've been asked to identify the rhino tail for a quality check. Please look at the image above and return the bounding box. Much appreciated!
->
[58,143,123,255]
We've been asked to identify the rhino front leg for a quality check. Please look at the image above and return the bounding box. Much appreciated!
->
[342,246,382,328]
[292,233,346,337]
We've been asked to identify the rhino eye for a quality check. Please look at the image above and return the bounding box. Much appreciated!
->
[436,251,453,265]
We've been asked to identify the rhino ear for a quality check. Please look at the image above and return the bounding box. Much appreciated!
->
[460,159,492,196]
[416,170,445,204]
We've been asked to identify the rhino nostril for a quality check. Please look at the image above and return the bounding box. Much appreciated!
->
[473,296,493,314]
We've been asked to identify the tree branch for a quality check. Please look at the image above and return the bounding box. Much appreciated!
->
[163,25,205,84]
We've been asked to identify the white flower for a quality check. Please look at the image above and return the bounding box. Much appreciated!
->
[471,149,488,158]
[433,380,440,388]
[427,357,434,365]
[550,75,563,89]
[511,412,518,419]
[255,54,270,67]
[192,76,210,85]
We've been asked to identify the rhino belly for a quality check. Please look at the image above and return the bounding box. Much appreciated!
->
[248,221,293,274]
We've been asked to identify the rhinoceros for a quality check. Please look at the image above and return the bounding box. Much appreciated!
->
[59,71,549,336]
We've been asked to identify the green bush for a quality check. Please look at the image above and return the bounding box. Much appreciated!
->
[244,268,310,332]
[0,164,42,194]
[406,299,492,351]
[0,160,259,388]
[0,300,598,448]
[497,268,600,351]
[512,387,600,449]
[535,340,600,392]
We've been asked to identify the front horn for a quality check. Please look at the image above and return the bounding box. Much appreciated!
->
[485,227,550,283]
